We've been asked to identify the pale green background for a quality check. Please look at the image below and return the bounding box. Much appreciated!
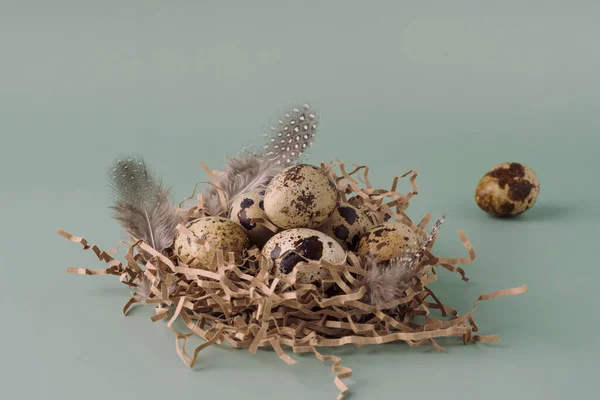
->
[1,1,599,399]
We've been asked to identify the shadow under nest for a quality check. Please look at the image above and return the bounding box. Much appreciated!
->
[59,159,525,400]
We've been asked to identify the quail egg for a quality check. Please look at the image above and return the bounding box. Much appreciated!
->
[475,162,540,217]
[318,202,373,250]
[264,164,338,229]
[229,188,275,247]
[174,216,249,270]
[262,228,346,287]
[357,222,418,263]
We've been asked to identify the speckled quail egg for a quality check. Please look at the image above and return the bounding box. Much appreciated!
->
[228,188,275,248]
[174,216,249,270]
[318,202,373,250]
[357,222,418,263]
[262,228,346,287]
[264,164,338,229]
[475,162,540,217]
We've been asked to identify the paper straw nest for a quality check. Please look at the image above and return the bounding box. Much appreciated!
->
[59,159,526,399]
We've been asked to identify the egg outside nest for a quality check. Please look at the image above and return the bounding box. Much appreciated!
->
[475,162,540,217]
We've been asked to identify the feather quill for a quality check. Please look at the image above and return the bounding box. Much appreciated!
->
[407,213,447,269]
[204,104,319,215]
[108,155,181,253]
[361,214,448,308]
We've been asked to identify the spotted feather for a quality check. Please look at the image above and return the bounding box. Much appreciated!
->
[263,104,318,165]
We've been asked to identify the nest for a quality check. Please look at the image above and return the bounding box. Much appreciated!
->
[59,159,526,399]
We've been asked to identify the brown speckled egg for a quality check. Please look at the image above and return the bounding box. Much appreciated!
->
[264,164,338,229]
[174,216,249,270]
[318,202,373,250]
[262,228,346,287]
[475,162,540,217]
[229,188,275,248]
[357,222,418,263]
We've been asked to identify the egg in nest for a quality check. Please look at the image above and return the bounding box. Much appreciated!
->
[318,202,373,250]
[357,222,418,263]
[262,228,346,287]
[264,164,338,229]
[229,188,275,247]
[475,162,540,217]
[174,216,249,270]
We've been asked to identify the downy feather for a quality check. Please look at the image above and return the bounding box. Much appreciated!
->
[204,104,319,216]
[108,155,181,252]
[362,256,414,309]
[203,155,284,216]
[362,214,448,309]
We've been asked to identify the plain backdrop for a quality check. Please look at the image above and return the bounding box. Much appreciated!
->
[1,1,599,399]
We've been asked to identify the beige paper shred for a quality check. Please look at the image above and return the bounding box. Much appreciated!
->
[200,161,228,213]
[59,159,527,400]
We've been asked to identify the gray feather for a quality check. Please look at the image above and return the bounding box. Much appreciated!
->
[108,155,180,252]
[204,155,284,216]
[203,104,319,216]
[362,214,448,309]
[362,256,414,309]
